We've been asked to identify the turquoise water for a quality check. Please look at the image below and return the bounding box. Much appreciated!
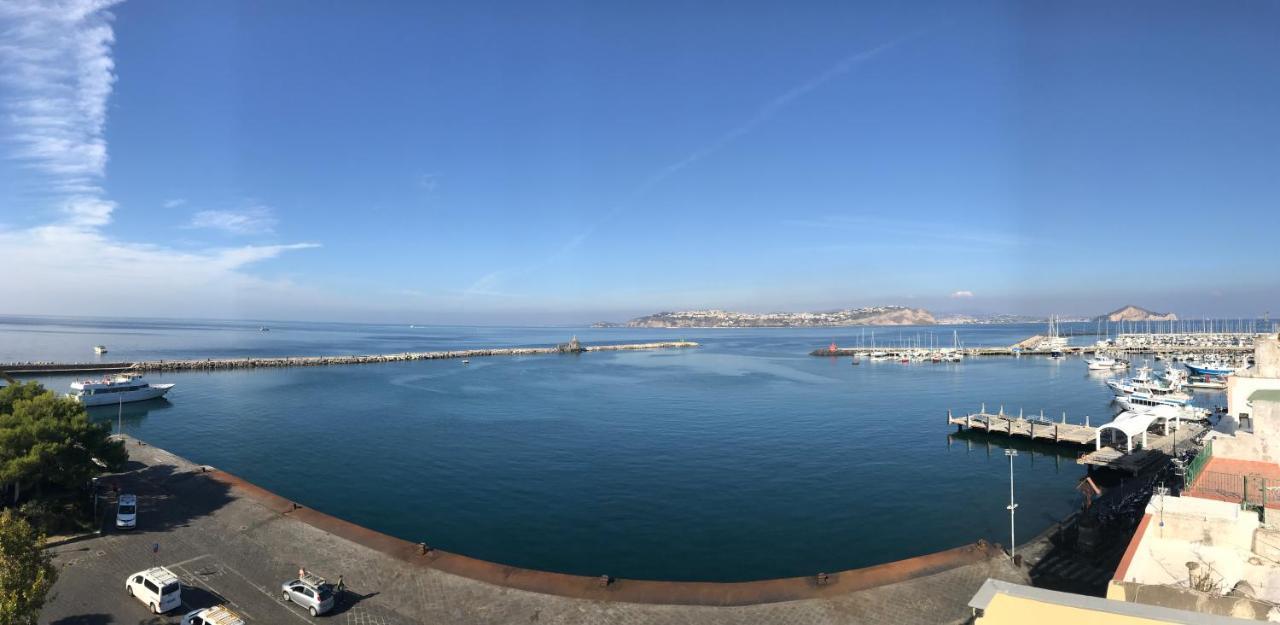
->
[1,316,1219,581]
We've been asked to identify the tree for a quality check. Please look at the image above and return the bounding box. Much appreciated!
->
[0,508,57,625]
[0,382,127,504]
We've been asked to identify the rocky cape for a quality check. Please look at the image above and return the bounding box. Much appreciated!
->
[623,306,937,328]
[1095,305,1178,322]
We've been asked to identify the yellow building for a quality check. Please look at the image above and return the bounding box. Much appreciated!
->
[970,580,1256,624]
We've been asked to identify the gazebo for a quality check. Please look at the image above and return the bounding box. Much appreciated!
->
[1095,406,1184,453]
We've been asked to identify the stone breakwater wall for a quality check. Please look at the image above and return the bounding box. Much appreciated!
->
[121,341,700,372]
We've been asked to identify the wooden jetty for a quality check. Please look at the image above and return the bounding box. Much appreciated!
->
[0,341,700,375]
[947,406,1209,475]
[947,406,1097,445]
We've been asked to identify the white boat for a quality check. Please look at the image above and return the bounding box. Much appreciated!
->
[1086,355,1118,370]
[69,373,174,407]
[1115,390,1191,410]
[94,345,108,354]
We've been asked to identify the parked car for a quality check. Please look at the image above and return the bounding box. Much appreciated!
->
[281,570,335,616]
[180,604,246,625]
[124,566,182,614]
[116,493,137,529]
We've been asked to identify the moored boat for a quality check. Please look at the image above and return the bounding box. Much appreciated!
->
[69,373,174,407]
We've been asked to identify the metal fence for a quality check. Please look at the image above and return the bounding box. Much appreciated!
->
[1191,469,1270,509]
[1184,440,1213,489]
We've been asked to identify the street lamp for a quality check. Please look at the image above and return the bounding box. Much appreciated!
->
[1005,448,1018,559]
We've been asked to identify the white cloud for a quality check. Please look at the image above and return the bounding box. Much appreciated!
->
[163,198,187,208]
[951,290,975,298]
[189,206,277,235]
[0,1,322,318]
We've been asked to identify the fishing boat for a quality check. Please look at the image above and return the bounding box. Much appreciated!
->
[69,373,174,407]
[1184,362,1238,377]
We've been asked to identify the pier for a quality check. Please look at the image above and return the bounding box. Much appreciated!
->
[0,340,699,374]
[947,406,1209,475]
[813,342,1255,358]
[947,406,1098,445]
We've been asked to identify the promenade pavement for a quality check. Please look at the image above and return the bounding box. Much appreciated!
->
[41,438,1029,625]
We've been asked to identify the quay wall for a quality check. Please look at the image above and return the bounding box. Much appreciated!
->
[0,341,699,375]
[131,434,1012,605]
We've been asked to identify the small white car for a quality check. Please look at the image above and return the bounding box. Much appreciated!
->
[282,571,335,616]
[181,604,246,625]
[116,493,137,529]
[124,566,182,614]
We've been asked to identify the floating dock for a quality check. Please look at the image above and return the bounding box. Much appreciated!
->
[947,406,1097,445]
[947,406,1209,475]
[0,341,700,374]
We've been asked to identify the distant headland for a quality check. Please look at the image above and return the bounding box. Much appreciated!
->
[1093,305,1178,322]
[598,306,937,328]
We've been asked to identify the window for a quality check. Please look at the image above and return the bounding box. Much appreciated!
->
[118,504,135,514]
[143,579,158,593]
[191,618,204,625]
[133,575,142,583]
[161,582,179,595]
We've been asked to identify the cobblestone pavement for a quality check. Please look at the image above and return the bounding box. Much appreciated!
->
[42,439,1029,625]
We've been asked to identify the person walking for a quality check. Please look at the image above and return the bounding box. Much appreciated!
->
[335,575,346,607]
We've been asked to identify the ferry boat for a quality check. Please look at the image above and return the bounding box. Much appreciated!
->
[1115,391,1191,410]
[69,373,174,407]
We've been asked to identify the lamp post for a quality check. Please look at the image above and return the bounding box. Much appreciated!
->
[1005,448,1018,559]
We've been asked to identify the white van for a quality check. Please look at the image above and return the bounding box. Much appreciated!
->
[124,566,182,614]
[181,605,246,625]
[116,493,137,529]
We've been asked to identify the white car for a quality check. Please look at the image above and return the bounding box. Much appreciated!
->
[116,493,137,529]
[124,566,182,614]
[181,604,246,625]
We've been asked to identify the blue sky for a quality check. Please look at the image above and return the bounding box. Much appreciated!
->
[1,1,1277,323]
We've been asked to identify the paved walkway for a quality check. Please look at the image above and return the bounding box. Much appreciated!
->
[42,437,1029,624]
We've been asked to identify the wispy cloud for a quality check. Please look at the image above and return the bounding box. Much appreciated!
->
[163,198,187,208]
[0,1,321,317]
[951,290,975,298]
[189,205,277,235]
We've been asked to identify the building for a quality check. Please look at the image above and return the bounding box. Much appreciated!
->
[969,579,1257,624]
[1223,334,1280,430]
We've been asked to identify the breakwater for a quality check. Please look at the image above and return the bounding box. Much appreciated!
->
[1,340,699,374]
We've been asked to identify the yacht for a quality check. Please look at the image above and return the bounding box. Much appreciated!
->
[94,345,108,354]
[69,373,174,407]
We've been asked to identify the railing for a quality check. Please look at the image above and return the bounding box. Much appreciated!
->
[1189,468,1270,509]
[1184,440,1213,490]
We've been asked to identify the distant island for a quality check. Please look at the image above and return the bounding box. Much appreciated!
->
[605,306,937,328]
[1094,305,1178,323]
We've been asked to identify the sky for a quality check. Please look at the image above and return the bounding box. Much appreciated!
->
[0,0,1277,324]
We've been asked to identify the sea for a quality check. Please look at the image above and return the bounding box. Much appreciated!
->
[0,315,1223,582]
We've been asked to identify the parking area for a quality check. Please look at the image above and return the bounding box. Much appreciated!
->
[42,442,402,625]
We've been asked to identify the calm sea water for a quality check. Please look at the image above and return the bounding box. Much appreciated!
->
[0,316,1220,581]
